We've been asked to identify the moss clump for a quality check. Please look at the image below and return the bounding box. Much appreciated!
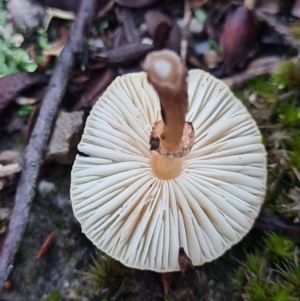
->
[272,61,300,90]
[44,290,62,301]
[232,251,267,290]
[282,134,300,171]
[248,76,277,102]
[277,102,300,128]
[54,219,67,230]
[231,232,299,301]
[278,264,300,296]
[86,252,136,293]
[290,24,300,42]
[264,234,295,264]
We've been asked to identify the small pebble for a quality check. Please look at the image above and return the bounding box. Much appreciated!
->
[194,41,210,55]
[203,50,219,69]
[63,281,69,288]
[189,18,203,34]
[38,180,56,198]
[3,280,13,291]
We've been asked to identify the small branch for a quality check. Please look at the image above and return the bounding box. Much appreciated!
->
[93,43,154,65]
[0,0,97,288]
[223,56,298,88]
[35,232,55,261]
[115,6,139,43]
[255,11,300,52]
[181,0,192,62]
[254,208,300,239]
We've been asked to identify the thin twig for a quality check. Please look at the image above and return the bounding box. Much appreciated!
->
[181,0,192,62]
[223,57,298,88]
[115,6,139,43]
[255,11,300,53]
[0,0,97,288]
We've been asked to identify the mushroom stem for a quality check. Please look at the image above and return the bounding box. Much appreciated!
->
[151,152,182,180]
[143,50,188,152]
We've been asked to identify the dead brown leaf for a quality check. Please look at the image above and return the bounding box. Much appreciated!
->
[0,72,47,114]
[144,10,181,54]
[220,6,256,75]
[114,0,158,8]
[0,164,21,178]
[292,0,300,18]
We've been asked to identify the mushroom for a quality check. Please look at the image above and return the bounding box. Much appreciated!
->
[70,50,267,272]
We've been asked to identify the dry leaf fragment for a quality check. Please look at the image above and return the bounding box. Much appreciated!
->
[203,49,219,69]
[0,72,47,114]
[43,38,66,57]
[94,43,154,65]
[44,7,75,29]
[114,0,158,8]
[0,151,20,165]
[256,0,280,15]
[0,164,21,178]
[220,6,256,75]
[41,0,81,13]
[35,232,55,261]
[178,247,194,276]
[73,69,116,110]
[144,11,181,54]
[15,97,38,106]
[292,0,300,18]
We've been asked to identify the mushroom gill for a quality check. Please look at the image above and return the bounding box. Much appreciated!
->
[70,51,267,272]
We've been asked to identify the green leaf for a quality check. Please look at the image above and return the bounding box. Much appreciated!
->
[208,38,220,54]
[96,20,108,34]
[23,61,38,72]
[17,105,35,117]
[194,9,207,24]
[0,0,6,26]
[36,27,50,50]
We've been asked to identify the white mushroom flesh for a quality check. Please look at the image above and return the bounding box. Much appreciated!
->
[71,70,267,272]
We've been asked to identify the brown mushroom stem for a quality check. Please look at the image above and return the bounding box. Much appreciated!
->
[143,50,189,152]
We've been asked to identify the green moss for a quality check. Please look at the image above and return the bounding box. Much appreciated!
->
[264,234,295,264]
[243,279,269,301]
[248,76,277,102]
[283,134,300,171]
[54,219,67,230]
[277,102,300,128]
[25,266,40,284]
[269,285,297,301]
[278,264,300,294]
[63,241,71,261]
[232,251,267,290]
[290,24,300,42]
[272,61,300,90]
[86,252,136,291]
[45,290,62,301]
[16,247,27,262]
[232,89,245,102]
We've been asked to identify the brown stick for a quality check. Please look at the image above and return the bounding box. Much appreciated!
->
[223,57,298,88]
[35,232,55,261]
[255,11,300,51]
[0,0,97,288]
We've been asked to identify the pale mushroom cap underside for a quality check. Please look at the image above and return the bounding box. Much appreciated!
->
[70,70,267,272]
